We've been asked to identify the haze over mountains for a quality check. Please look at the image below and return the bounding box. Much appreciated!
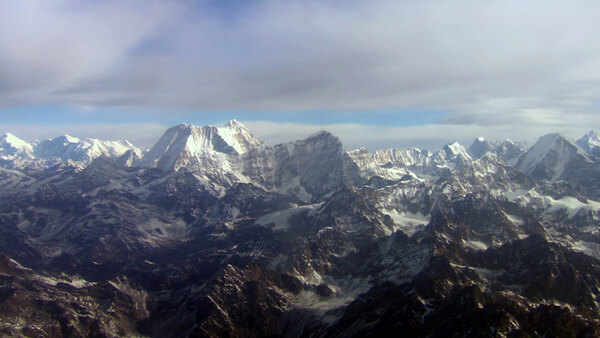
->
[1,121,600,336]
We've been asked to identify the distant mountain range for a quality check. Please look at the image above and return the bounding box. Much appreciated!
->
[1,121,600,337]
[0,132,143,169]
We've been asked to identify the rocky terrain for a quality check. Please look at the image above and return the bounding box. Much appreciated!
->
[1,121,600,337]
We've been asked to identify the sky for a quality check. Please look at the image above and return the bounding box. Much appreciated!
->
[1,0,600,151]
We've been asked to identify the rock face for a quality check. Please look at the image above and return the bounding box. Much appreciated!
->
[1,122,600,337]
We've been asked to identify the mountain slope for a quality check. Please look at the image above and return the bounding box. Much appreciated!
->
[1,124,600,337]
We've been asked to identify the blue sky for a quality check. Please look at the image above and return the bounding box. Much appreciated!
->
[1,0,600,150]
[0,105,445,127]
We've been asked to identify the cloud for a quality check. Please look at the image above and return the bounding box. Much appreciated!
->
[0,0,179,107]
[1,0,600,131]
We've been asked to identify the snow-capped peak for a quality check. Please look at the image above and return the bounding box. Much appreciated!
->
[34,135,131,163]
[59,135,81,144]
[439,142,471,163]
[0,132,32,153]
[576,129,600,154]
[0,132,142,169]
[38,135,81,147]
[140,121,265,171]
[444,142,468,155]
[225,119,244,128]
[216,120,265,154]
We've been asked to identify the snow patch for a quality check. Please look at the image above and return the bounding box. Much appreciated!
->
[503,189,528,201]
[463,240,489,251]
[256,204,321,230]
[503,212,524,226]
[384,209,429,236]
[545,196,600,218]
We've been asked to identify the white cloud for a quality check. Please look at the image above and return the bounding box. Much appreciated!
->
[1,0,599,139]
[0,0,179,107]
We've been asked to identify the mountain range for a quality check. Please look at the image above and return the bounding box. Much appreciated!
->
[1,121,600,337]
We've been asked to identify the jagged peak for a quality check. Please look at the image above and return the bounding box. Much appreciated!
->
[308,130,336,139]
[576,129,600,153]
[171,120,249,132]
[140,121,265,171]
[224,119,246,129]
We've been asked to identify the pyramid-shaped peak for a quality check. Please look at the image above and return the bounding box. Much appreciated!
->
[444,142,468,155]
[528,133,580,156]
[516,133,584,181]
[541,132,561,140]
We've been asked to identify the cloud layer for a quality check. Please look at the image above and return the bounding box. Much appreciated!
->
[1,0,600,134]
